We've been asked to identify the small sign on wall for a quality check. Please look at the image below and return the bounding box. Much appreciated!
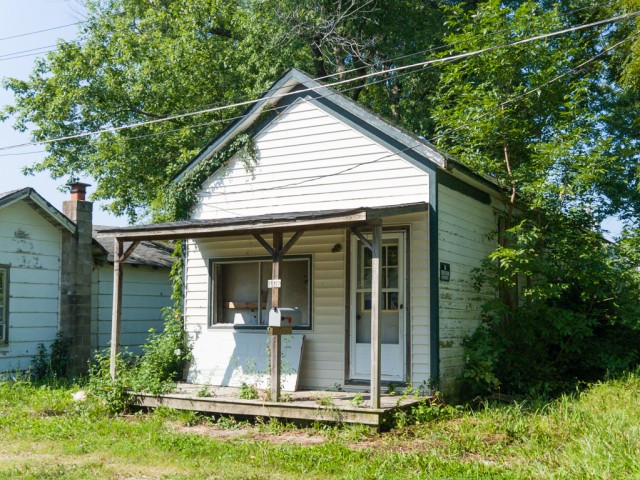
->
[268,279,282,288]
[440,262,451,282]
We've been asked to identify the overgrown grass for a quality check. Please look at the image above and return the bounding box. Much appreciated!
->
[0,371,638,479]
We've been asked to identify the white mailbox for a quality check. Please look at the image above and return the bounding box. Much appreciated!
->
[268,307,302,327]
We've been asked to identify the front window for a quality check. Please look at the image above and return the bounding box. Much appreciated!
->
[210,256,311,328]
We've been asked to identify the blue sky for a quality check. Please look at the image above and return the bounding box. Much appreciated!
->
[0,0,126,226]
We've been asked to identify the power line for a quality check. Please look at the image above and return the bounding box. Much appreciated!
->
[429,32,640,143]
[0,49,59,62]
[0,3,606,122]
[0,21,84,42]
[0,41,83,63]
[0,43,65,59]
[202,31,636,198]
[0,9,638,153]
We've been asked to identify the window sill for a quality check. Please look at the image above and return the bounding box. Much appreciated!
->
[208,324,311,332]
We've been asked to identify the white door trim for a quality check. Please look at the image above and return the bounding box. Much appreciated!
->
[349,231,406,381]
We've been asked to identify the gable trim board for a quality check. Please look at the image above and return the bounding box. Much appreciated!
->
[0,188,76,234]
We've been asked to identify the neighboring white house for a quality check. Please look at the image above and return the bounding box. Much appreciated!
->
[0,187,173,373]
[100,68,507,397]
[91,228,174,354]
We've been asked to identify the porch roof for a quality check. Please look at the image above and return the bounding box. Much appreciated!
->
[95,202,428,241]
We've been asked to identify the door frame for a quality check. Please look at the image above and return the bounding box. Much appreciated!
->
[345,226,411,384]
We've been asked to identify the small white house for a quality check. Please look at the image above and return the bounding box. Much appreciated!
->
[100,69,507,398]
[0,186,173,373]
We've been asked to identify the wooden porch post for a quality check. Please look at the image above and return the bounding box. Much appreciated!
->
[110,238,124,379]
[270,232,283,402]
[370,221,382,409]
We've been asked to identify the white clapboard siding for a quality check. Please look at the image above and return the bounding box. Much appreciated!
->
[438,185,499,387]
[0,201,62,373]
[185,210,431,389]
[91,264,172,355]
[185,229,346,388]
[192,99,429,220]
[387,212,431,385]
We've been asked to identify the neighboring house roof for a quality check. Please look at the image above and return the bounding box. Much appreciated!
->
[0,187,173,268]
[93,226,174,268]
[172,68,501,193]
[0,187,76,233]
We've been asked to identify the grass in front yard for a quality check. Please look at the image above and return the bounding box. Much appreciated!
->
[0,371,639,479]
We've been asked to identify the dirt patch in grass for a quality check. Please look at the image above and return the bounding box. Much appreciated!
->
[172,424,327,446]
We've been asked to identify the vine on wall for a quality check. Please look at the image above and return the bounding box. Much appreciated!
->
[166,133,257,305]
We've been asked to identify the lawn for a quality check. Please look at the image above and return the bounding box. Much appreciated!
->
[0,371,638,479]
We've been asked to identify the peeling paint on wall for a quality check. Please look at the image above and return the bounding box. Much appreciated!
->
[13,229,30,240]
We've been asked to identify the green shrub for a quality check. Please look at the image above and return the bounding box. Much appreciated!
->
[30,332,72,380]
[87,350,132,415]
[87,307,192,412]
[131,307,191,395]
[465,217,640,397]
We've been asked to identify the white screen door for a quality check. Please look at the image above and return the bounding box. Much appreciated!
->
[349,231,405,381]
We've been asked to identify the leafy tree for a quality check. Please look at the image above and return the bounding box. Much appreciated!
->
[2,0,444,221]
[429,0,640,394]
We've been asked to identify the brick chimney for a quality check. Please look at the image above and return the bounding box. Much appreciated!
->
[61,182,93,373]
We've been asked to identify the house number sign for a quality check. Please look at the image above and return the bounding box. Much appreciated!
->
[268,279,282,288]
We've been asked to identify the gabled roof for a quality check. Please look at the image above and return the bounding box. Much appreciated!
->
[0,187,173,268]
[172,68,448,184]
[0,187,76,233]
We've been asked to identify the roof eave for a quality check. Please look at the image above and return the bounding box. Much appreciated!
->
[0,188,77,234]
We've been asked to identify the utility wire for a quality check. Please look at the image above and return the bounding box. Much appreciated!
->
[0,43,69,59]
[0,3,605,120]
[201,31,636,198]
[429,32,640,143]
[0,49,58,62]
[0,21,83,42]
[0,9,638,153]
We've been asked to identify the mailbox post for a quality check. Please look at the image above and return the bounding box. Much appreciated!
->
[253,230,304,402]
[269,233,289,402]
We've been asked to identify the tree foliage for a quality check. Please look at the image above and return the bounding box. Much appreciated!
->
[2,0,443,221]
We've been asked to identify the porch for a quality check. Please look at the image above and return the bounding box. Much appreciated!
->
[97,202,430,413]
[132,384,426,428]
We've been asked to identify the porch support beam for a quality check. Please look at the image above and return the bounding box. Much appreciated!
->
[120,241,140,263]
[253,234,274,257]
[110,238,125,379]
[370,221,382,409]
[351,226,372,251]
[270,232,283,402]
[280,231,304,258]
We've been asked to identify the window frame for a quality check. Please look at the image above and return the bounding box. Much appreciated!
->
[0,265,9,344]
[208,255,312,331]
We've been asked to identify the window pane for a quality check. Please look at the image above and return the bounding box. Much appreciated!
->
[387,267,398,289]
[387,292,399,310]
[219,262,260,325]
[214,259,311,328]
[0,269,5,341]
[386,245,398,267]
[280,259,310,327]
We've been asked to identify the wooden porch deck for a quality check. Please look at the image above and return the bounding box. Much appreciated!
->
[131,384,426,428]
